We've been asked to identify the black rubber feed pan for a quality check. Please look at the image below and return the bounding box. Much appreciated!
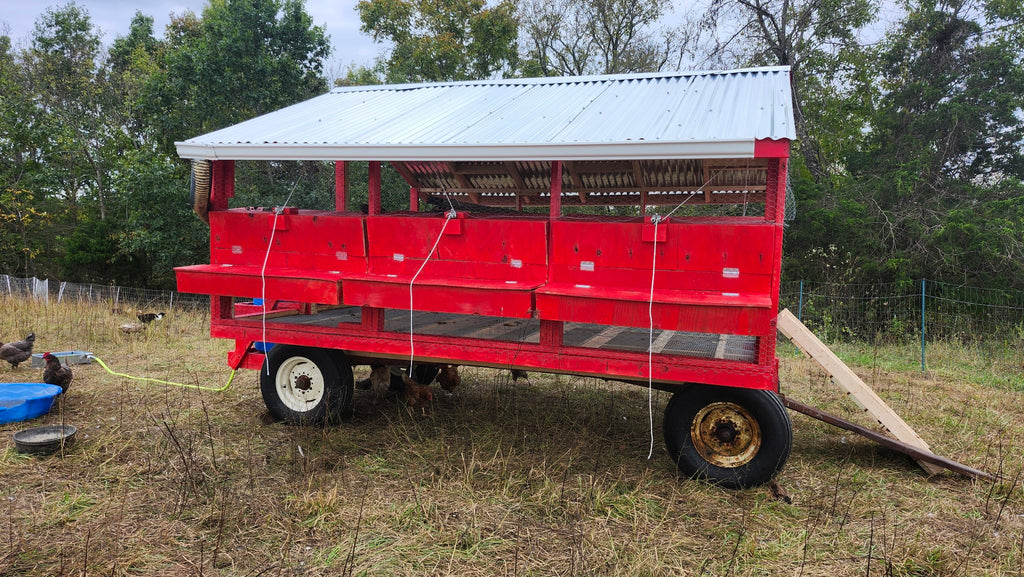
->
[13,424,77,455]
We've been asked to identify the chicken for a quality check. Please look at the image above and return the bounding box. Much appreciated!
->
[42,352,73,393]
[119,322,147,334]
[401,374,434,406]
[510,369,528,382]
[356,365,390,390]
[436,364,461,392]
[0,332,35,368]
[137,312,165,323]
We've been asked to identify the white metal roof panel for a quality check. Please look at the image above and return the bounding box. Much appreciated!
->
[175,67,794,162]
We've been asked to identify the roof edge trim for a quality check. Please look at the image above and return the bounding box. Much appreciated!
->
[174,141,762,162]
[330,66,792,94]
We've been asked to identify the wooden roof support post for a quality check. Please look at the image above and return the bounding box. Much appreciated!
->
[210,160,234,211]
[776,308,945,475]
[550,160,562,219]
[368,161,381,216]
[409,187,419,211]
[335,161,347,212]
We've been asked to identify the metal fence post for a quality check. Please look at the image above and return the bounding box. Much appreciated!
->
[797,279,804,320]
[920,279,926,373]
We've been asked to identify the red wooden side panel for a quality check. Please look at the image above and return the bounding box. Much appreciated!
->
[535,292,773,334]
[547,218,774,293]
[177,209,366,305]
[537,217,778,334]
[343,280,536,318]
[209,210,366,274]
[364,214,548,284]
[341,214,548,318]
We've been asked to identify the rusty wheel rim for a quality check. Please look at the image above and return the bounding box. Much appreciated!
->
[690,401,762,468]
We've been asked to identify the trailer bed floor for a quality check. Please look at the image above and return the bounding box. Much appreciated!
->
[262,306,758,363]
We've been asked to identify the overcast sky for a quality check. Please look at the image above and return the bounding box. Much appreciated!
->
[0,0,384,74]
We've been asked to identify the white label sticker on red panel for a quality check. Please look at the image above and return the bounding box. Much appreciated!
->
[723,267,740,278]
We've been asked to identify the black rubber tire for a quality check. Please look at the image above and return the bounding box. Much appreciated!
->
[260,346,353,425]
[663,384,791,489]
[388,364,440,392]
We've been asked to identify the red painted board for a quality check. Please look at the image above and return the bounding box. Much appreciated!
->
[342,278,535,318]
[364,257,547,283]
[545,268,773,295]
[535,283,773,307]
[366,215,548,268]
[210,210,367,268]
[754,138,790,158]
[550,219,775,274]
[175,264,342,304]
[211,319,778,390]
[534,291,773,335]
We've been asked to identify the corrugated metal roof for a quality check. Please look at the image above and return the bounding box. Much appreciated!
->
[175,66,794,162]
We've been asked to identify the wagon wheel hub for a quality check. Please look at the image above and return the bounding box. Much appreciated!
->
[691,401,762,468]
[293,374,313,392]
[713,423,738,444]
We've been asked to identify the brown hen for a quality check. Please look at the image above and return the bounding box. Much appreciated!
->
[436,364,461,392]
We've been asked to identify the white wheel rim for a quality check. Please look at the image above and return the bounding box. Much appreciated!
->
[275,356,326,413]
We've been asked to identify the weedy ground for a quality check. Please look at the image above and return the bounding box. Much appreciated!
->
[0,295,1023,576]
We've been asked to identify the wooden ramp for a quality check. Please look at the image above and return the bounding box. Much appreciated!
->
[776,308,945,476]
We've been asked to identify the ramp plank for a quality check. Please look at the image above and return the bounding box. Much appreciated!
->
[776,308,943,475]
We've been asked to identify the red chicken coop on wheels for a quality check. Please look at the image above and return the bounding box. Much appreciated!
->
[175,66,796,488]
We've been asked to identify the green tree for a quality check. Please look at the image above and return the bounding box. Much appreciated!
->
[8,4,141,281]
[842,0,1024,287]
[140,0,330,156]
[702,0,878,185]
[123,0,333,285]
[519,0,690,76]
[356,0,519,82]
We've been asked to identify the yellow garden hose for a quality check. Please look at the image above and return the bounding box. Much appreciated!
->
[89,354,236,392]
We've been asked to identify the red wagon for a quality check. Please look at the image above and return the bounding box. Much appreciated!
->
[175,67,796,488]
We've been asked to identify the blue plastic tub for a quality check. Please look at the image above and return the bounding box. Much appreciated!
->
[0,383,63,425]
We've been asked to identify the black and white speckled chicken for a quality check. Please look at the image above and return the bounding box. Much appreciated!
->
[137,312,165,323]
[0,332,35,368]
[42,352,73,393]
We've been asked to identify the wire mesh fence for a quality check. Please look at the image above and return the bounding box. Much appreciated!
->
[780,279,1024,374]
[2,274,1021,376]
[0,275,208,312]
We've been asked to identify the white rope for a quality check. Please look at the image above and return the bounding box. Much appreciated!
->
[647,216,660,459]
[408,208,456,373]
[261,185,298,375]
[644,170,721,458]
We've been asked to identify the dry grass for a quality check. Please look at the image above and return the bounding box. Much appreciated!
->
[1,295,1023,576]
